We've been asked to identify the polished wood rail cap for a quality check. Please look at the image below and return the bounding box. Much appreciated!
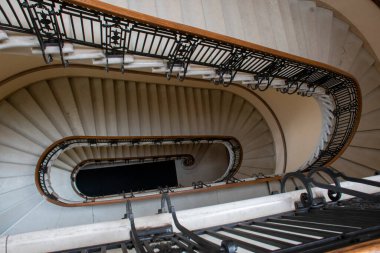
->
[328,238,380,253]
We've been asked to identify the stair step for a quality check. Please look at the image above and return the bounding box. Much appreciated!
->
[315,7,333,63]
[50,78,85,136]
[0,163,35,178]
[138,82,152,136]
[350,48,375,79]
[181,0,206,30]
[0,176,34,195]
[71,78,97,136]
[91,78,107,136]
[0,193,42,236]
[0,102,51,147]
[155,0,182,23]
[201,0,226,35]
[0,124,44,156]
[328,18,349,67]
[267,0,290,52]
[8,89,62,141]
[359,67,380,96]
[242,157,276,169]
[114,80,130,136]
[338,33,363,71]
[363,86,380,114]
[237,0,261,45]
[147,84,163,136]
[7,200,62,235]
[298,0,319,60]
[358,109,380,131]
[333,157,375,178]
[101,0,128,8]
[288,0,308,57]
[0,184,39,214]
[28,81,73,137]
[57,152,78,168]
[103,79,118,136]
[351,130,380,150]
[127,0,157,16]
[341,146,380,171]
[220,0,244,40]
[251,0,277,50]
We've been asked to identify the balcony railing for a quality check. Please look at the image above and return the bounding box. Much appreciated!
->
[36,135,243,206]
[58,190,380,253]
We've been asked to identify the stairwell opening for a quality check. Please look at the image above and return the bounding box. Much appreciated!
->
[75,160,178,197]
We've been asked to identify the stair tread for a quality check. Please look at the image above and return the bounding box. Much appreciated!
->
[180,0,206,30]
[328,17,349,67]
[315,7,333,63]
[350,48,375,79]
[201,0,227,35]
[298,0,319,60]
[338,33,363,71]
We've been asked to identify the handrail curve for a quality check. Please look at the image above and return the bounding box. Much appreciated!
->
[36,135,243,206]
[0,0,361,174]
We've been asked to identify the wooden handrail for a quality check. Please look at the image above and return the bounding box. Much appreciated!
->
[63,0,361,170]
[66,0,360,80]
[35,135,243,206]
[0,0,362,206]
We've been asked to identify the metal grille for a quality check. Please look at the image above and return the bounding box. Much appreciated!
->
[60,194,380,253]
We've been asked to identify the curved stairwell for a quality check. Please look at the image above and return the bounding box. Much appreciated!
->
[114,0,380,177]
[44,135,241,205]
[0,76,276,234]
[0,0,378,237]
[52,142,229,200]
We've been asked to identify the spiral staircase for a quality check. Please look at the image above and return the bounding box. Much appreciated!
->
[116,0,379,178]
[0,0,379,252]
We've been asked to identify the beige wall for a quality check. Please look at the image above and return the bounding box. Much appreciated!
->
[258,89,322,172]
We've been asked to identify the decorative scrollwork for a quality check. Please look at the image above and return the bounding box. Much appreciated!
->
[282,167,380,205]
[102,16,132,73]
[248,59,287,91]
[166,34,200,81]
[213,48,250,86]
[21,0,67,66]
[279,68,315,94]
[102,16,134,73]
[333,100,359,116]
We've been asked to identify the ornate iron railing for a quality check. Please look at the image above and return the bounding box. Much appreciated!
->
[36,135,242,205]
[59,193,380,253]
[281,167,380,206]
[0,0,361,172]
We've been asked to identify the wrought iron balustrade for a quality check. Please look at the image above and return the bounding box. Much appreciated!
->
[59,192,380,253]
[36,135,243,206]
[281,167,380,207]
[0,0,361,174]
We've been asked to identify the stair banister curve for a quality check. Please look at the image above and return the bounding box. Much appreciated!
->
[0,0,361,188]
